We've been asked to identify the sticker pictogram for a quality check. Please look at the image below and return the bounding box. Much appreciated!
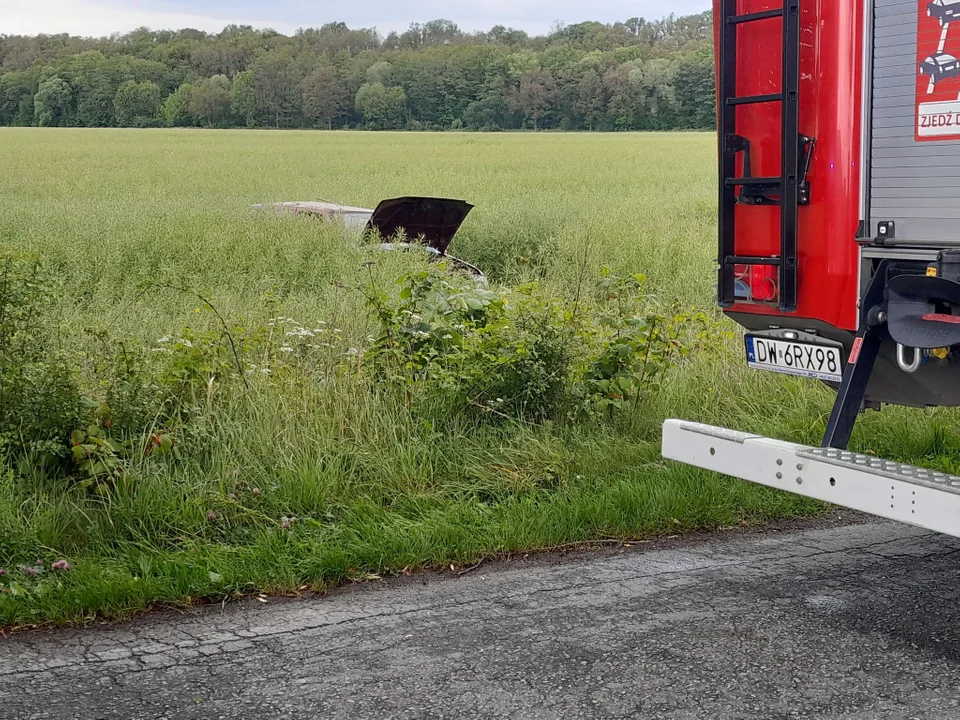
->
[916,0,960,140]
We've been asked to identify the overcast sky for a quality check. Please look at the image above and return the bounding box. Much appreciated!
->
[2,0,711,38]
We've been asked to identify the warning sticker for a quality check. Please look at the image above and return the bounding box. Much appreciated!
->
[917,1,960,140]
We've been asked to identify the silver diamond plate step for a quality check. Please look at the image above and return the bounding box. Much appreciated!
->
[679,422,757,444]
[798,447,960,494]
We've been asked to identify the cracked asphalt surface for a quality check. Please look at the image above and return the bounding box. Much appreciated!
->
[4,520,960,719]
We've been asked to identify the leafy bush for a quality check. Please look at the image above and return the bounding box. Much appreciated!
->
[0,255,254,483]
[364,266,713,424]
[0,250,87,463]
[574,269,717,418]
[365,268,507,414]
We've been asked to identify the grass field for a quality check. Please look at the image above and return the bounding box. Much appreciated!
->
[1,128,956,628]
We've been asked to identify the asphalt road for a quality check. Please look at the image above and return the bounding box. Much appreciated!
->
[4,520,960,719]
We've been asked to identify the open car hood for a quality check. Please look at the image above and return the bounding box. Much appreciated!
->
[365,197,474,255]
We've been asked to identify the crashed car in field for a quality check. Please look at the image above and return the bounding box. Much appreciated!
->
[253,196,485,282]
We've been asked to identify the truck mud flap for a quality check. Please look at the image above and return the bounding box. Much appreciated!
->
[662,420,960,538]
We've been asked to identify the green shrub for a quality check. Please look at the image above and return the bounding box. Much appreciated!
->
[364,266,713,424]
[574,269,718,418]
[0,254,246,483]
[0,250,87,463]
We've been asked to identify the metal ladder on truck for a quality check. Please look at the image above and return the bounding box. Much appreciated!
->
[717,0,813,313]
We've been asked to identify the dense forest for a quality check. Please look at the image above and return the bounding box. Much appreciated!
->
[0,13,716,132]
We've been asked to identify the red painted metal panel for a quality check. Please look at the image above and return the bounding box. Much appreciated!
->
[713,0,863,331]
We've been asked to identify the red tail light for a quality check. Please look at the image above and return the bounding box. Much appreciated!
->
[734,264,779,304]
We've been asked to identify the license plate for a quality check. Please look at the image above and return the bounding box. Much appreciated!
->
[745,335,843,383]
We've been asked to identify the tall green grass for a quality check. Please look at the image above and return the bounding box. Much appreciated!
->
[0,128,951,627]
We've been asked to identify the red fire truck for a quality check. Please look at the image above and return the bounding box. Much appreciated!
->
[662,0,960,536]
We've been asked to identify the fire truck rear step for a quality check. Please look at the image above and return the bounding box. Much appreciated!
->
[662,420,960,539]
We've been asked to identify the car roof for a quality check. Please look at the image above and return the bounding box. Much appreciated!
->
[271,201,373,215]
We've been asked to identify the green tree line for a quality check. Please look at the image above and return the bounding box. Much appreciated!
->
[0,13,716,131]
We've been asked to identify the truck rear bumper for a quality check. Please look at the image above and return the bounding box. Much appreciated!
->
[662,419,960,538]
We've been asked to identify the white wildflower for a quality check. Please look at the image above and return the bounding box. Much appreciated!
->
[286,327,314,338]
